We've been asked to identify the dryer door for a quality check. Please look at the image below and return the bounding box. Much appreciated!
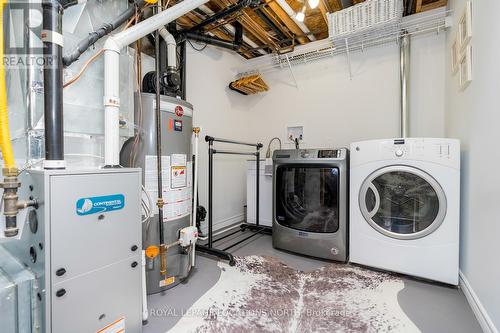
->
[359,165,447,240]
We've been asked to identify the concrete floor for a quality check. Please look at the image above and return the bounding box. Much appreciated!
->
[144,230,481,333]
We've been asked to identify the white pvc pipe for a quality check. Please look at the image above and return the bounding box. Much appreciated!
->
[275,0,316,41]
[191,130,199,267]
[158,4,177,70]
[159,27,177,69]
[103,0,210,166]
[103,47,121,166]
[141,250,148,321]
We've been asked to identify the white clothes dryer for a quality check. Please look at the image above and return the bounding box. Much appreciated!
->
[349,138,460,285]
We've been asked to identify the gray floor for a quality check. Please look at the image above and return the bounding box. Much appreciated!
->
[144,231,481,333]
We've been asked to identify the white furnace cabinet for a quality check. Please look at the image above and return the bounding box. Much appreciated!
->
[1,169,142,333]
[246,160,273,227]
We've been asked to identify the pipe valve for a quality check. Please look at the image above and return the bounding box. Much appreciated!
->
[1,168,38,237]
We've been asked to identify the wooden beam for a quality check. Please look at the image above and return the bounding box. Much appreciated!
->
[318,0,330,26]
[215,0,282,50]
[417,0,447,13]
[261,6,294,40]
[264,0,310,44]
[329,0,342,11]
[415,0,423,12]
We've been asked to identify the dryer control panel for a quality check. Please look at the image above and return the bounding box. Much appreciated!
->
[350,138,460,169]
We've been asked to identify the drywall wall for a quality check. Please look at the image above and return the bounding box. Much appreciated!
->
[241,32,446,149]
[185,30,446,233]
[445,1,500,332]
[185,45,254,231]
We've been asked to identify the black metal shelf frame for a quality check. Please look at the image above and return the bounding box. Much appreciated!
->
[196,136,272,266]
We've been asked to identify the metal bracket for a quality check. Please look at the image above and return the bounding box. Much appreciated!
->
[345,38,352,80]
[285,55,299,89]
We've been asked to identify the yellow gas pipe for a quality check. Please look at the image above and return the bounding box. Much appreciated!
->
[0,0,35,238]
[0,0,16,172]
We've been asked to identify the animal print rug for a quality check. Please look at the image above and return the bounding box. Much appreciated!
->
[169,256,420,333]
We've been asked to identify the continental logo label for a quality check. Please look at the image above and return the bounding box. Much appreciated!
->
[76,194,125,216]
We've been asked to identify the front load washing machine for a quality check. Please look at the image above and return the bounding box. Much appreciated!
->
[272,148,348,262]
[350,138,460,285]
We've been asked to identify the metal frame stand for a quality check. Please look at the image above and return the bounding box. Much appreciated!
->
[196,136,272,266]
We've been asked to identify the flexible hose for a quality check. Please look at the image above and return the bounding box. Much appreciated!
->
[0,0,16,169]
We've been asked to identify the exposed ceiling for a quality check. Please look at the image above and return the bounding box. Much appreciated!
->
[170,0,447,58]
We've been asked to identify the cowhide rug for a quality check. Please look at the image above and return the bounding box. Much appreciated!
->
[169,256,420,333]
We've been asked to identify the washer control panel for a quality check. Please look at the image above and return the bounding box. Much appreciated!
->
[273,148,347,161]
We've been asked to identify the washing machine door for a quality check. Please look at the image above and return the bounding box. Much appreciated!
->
[275,165,339,233]
[359,165,447,240]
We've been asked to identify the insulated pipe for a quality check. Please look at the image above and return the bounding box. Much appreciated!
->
[103,0,210,166]
[400,33,410,138]
[42,0,66,168]
[275,0,316,41]
[63,0,146,67]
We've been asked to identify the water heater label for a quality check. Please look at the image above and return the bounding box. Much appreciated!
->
[76,194,125,216]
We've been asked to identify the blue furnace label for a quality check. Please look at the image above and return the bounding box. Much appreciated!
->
[76,194,125,216]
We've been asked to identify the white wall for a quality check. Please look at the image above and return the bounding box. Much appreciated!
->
[241,33,446,150]
[445,1,500,331]
[186,45,254,231]
[187,31,446,232]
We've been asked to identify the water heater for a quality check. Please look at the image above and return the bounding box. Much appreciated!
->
[121,93,193,294]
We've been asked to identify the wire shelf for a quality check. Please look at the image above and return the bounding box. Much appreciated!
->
[236,7,450,78]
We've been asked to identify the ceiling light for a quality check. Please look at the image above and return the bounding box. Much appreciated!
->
[308,0,319,9]
[296,6,306,22]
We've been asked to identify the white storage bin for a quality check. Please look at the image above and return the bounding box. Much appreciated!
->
[328,0,403,40]
[246,160,273,227]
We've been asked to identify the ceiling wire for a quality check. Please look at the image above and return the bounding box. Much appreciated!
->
[188,39,208,52]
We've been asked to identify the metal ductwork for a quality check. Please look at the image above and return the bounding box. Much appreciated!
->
[400,32,410,138]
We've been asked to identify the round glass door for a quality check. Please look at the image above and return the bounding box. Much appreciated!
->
[359,165,446,240]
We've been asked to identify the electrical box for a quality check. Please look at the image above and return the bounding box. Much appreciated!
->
[287,126,304,143]
[1,168,142,333]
